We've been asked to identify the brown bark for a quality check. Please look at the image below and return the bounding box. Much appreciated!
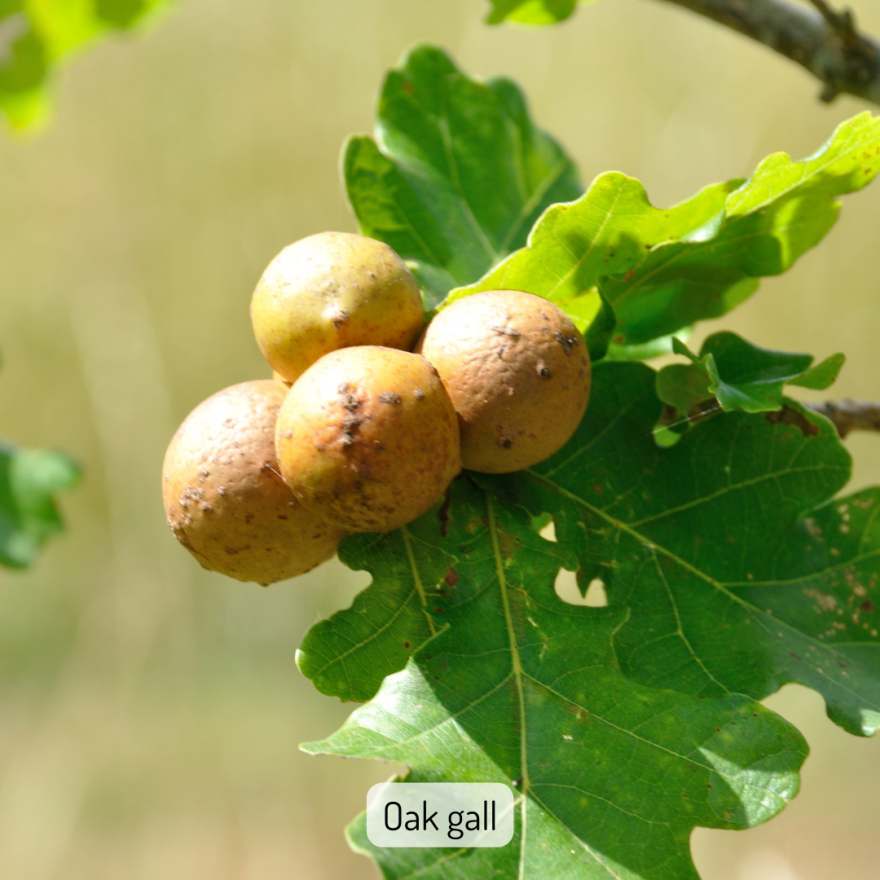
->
[657,0,880,105]
[807,400,880,437]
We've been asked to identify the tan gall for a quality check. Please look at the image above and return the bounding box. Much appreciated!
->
[417,289,590,473]
[162,380,344,585]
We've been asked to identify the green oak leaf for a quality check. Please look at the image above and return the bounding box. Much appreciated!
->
[788,353,847,390]
[297,481,498,702]
[0,1,168,129]
[602,112,880,345]
[343,44,582,309]
[480,361,880,737]
[656,332,844,417]
[452,113,880,351]
[0,442,80,568]
[449,174,742,337]
[303,486,806,880]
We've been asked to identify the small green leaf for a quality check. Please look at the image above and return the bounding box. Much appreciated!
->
[603,113,880,345]
[655,361,712,420]
[789,352,846,390]
[344,44,582,308]
[304,490,806,879]
[604,330,692,363]
[657,332,843,416]
[486,0,605,25]
[0,442,80,568]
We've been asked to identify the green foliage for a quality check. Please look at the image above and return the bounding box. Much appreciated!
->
[344,44,582,309]
[0,0,169,129]
[302,46,880,879]
[603,113,880,345]
[455,112,880,348]
[657,333,845,418]
[296,509,452,702]
[0,441,80,568]
[481,363,880,738]
[486,0,591,25]
[450,174,742,350]
[304,480,807,880]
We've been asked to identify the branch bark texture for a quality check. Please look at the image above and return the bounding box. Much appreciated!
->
[807,400,880,437]
[657,0,880,105]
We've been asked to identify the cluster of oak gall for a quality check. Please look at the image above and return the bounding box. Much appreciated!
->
[162,232,591,585]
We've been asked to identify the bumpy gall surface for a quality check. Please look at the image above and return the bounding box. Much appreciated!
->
[162,380,344,585]
[275,346,461,533]
[416,289,591,473]
[251,231,425,383]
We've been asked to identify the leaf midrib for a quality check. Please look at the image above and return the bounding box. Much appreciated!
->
[486,492,530,880]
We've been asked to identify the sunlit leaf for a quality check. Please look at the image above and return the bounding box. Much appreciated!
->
[602,113,880,344]
[486,0,594,25]
[450,174,741,338]
[452,113,880,351]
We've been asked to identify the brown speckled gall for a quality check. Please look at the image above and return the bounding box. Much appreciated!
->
[251,232,425,383]
[162,380,344,585]
[417,290,591,473]
[275,346,461,533]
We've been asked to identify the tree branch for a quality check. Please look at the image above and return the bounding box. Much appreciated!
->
[656,0,880,105]
[806,400,880,437]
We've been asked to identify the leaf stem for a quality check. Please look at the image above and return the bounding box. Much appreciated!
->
[402,527,437,637]
[806,400,880,438]
[808,0,856,39]
[485,492,530,876]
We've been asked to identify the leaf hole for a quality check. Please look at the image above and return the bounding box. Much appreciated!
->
[555,570,607,607]
[538,519,556,542]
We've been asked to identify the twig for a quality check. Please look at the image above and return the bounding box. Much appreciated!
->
[808,0,855,39]
[806,400,880,437]
[656,0,880,105]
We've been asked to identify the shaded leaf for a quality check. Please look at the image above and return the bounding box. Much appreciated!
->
[303,485,806,879]
[344,44,582,309]
[656,332,844,417]
[655,361,711,423]
[481,361,880,736]
[297,483,495,702]
[576,287,616,362]
[0,442,80,568]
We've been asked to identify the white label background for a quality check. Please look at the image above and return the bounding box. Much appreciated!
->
[366,782,515,848]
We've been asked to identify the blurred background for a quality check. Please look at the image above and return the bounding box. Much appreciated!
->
[0,0,878,877]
